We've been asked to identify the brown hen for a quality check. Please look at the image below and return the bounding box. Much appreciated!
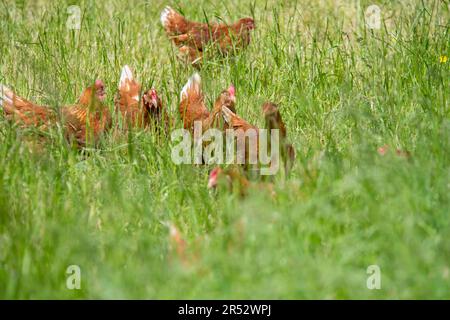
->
[1,80,111,147]
[262,102,295,176]
[115,65,170,133]
[208,166,275,198]
[161,6,255,65]
[179,73,235,133]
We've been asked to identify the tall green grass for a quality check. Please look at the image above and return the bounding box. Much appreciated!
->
[0,0,449,299]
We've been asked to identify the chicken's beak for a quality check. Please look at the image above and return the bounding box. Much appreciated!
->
[97,89,106,101]
[150,89,159,108]
[227,85,236,103]
[207,177,216,189]
[208,173,221,189]
[94,79,106,101]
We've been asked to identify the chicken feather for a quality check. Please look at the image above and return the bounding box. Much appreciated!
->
[0,80,111,147]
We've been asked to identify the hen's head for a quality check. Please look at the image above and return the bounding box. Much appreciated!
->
[215,85,236,113]
[262,102,279,117]
[78,79,106,105]
[239,18,255,31]
[208,167,223,189]
[262,101,283,129]
[208,167,248,196]
[94,79,106,101]
[142,88,162,115]
[262,101,280,121]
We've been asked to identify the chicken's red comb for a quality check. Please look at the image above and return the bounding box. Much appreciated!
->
[150,88,158,99]
[210,167,220,177]
[95,79,104,88]
[227,85,235,98]
[208,167,221,188]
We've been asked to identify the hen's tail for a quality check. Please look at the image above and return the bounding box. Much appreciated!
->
[0,85,51,126]
[180,73,202,101]
[0,84,15,111]
[160,6,189,35]
[119,65,134,90]
[117,65,140,107]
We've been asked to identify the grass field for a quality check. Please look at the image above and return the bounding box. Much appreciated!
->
[0,0,449,299]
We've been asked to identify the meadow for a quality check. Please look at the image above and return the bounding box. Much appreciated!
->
[0,0,449,299]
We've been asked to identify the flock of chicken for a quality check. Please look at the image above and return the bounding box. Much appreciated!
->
[0,6,295,195]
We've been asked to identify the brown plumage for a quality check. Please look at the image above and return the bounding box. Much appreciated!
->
[179,73,209,130]
[221,105,259,167]
[208,166,275,198]
[114,65,170,133]
[114,65,142,128]
[178,45,203,67]
[161,6,255,65]
[221,105,258,133]
[179,73,235,133]
[201,85,236,132]
[262,102,295,176]
[142,88,171,134]
[1,80,111,147]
